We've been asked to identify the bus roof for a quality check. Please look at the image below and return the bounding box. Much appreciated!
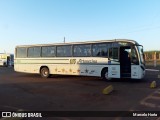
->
[16,39,140,47]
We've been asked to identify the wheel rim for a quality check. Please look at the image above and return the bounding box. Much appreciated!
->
[44,71,48,76]
[105,72,109,79]
[42,68,48,77]
[103,70,111,80]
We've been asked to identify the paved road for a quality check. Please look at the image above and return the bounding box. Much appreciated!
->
[0,67,160,120]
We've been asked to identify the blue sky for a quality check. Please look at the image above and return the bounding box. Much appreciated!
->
[0,0,160,53]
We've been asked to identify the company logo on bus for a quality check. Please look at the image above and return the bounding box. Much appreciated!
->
[78,59,97,64]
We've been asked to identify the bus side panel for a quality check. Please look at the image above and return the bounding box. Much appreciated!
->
[131,65,139,79]
[14,59,39,74]
[108,65,120,78]
[0,60,6,66]
[48,64,86,76]
[131,65,145,79]
[48,64,104,77]
[14,64,30,73]
[86,65,103,77]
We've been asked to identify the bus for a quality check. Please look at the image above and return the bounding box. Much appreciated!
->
[0,53,14,67]
[14,39,145,80]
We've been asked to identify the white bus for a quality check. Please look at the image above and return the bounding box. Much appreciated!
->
[14,39,145,80]
[0,53,14,66]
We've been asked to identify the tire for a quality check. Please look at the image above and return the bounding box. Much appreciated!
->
[40,67,50,78]
[102,68,111,81]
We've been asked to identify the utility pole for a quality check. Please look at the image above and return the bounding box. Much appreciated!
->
[154,52,156,67]
[64,37,65,43]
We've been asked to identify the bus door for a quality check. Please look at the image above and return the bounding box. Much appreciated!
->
[120,46,131,78]
[108,47,120,78]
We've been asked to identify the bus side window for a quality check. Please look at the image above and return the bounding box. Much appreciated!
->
[16,47,27,58]
[92,43,108,57]
[57,45,72,57]
[73,44,91,57]
[28,47,41,58]
[109,47,119,59]
[42,46,56,57]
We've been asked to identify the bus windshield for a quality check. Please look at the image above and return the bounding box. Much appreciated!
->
[137,45,145,64]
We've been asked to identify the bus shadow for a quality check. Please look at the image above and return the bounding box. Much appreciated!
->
[109,78,147,83]
[17,73,102,81]
[16,72,148,84]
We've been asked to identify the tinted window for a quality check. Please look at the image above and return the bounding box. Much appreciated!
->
[131,47,139,64]
[73,44,91,57]
[109,47,119,59]
[112,42,120,47]
[16,47,27,58]
[42,46,56,57]
[92,43,108,57]
[57,45,72,57]
[28,47,41,57]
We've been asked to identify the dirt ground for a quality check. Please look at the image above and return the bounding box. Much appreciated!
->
[0,66,160,120]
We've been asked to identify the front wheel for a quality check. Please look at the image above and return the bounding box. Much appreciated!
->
[102,69,111,81]
[40,67,50,78]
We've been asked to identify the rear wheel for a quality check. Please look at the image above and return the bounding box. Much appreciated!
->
[102,68,111,81]
[40,67,50,78]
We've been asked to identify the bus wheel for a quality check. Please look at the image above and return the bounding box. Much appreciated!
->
[102,68,111,81]
[40,67,50,78]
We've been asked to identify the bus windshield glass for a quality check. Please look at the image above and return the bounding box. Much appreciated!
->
[137,45,145,64]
